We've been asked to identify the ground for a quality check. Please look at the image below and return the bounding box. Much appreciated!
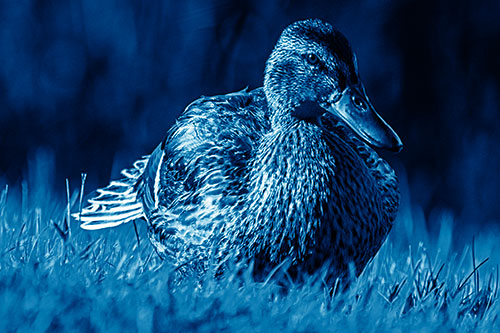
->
[0,174,499,332]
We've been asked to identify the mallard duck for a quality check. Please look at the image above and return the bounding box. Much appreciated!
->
[74,19,402,283]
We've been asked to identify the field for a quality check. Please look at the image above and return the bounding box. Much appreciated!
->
[0,168,499,332]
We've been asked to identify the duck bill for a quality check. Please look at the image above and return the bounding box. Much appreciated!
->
[323,84,403,152]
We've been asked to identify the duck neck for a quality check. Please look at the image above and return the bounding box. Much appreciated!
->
[269,101,298,128]
[243,119,336,261]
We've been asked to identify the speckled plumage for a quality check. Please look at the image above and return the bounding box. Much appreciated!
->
[75,19,402,283]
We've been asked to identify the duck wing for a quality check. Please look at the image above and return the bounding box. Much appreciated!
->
[322,119,400,228]
[351,135,400,225]
[136,88,270,252]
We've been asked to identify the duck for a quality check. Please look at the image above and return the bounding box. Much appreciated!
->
[74,19,403,284]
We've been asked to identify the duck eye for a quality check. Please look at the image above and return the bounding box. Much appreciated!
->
[306,53,319,65]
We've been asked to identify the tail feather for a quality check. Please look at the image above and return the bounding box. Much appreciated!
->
[73,156,149,230]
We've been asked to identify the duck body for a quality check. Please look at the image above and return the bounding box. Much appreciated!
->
[75,19,401,283]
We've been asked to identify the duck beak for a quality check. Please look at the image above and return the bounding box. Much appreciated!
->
[322,83,403,152]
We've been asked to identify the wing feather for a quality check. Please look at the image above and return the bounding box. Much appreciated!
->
[73,156,150,230]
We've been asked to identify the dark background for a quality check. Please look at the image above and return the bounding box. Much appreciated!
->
[0,0,499,233]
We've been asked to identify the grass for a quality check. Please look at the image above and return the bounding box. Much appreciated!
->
[0,169,499,332]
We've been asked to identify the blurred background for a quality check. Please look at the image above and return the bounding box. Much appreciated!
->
[0,0,499,237]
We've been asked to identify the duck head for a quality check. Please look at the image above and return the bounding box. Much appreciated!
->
[264,19,403,152]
